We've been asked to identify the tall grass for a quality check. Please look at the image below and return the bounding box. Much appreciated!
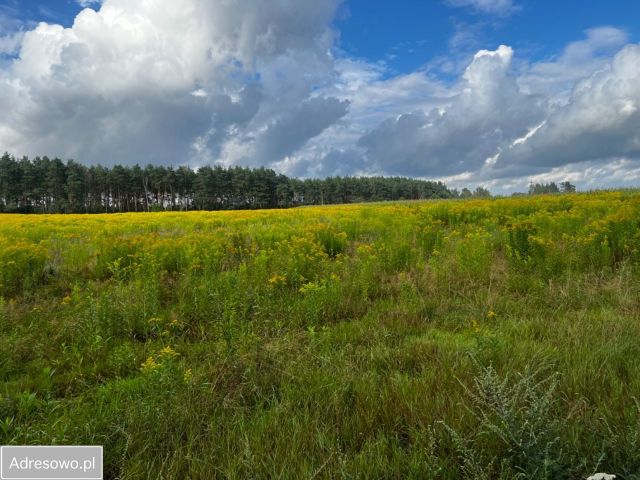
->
[1,191,639,478]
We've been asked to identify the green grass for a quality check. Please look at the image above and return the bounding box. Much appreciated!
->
[1,192,640,479]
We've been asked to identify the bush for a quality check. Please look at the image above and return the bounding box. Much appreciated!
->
[443,361,567,479]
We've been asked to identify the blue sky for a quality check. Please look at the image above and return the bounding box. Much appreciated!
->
[6,0,640,68]
[339,0,640,73]
[1,0,640,192]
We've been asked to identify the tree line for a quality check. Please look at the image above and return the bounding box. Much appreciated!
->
[0,153,458,213]
[528,181,576,195]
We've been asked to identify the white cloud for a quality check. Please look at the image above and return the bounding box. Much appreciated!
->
[0,5,27,57]
[444,0,516,16]
[518,27,630,103]
[0,1,639,193]
[356,45,546,177]
[528,159,640,187]
[493,43,640,178]
[76,0,102,7]
[0,0,343,167]
[0,30,22,56]
[343,30,640,192]
[283,57,453,177]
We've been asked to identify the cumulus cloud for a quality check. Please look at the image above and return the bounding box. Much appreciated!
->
[0,0,343,167]
[285,57,452,177]
[1,1,639,193]
[253,97,349,164]
[0,30,22,56]
[494,44,640,177]
[518,27,630,102]
[345,31,640,191]
[358,45,546,177]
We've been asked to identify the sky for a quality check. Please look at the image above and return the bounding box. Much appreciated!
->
[1,0,640,192]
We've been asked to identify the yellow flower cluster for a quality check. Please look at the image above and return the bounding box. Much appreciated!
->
[268,274,287,286]
[140,346,180,374]
[140,356,160,373]
[0,190,637,303]
[159,346,180,358]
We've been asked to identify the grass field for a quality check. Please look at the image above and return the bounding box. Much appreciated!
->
[1,191,640,479]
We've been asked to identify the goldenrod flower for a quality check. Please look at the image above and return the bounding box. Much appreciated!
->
[268,274,286,285]
[159,345,179,358]
[470,319,481,333]
[140,356,160,373]
[299,282,319,294]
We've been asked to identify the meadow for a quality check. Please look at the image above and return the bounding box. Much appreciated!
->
[1,191,640,479]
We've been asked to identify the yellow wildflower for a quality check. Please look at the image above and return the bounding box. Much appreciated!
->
[159,345,179,358]
[169,314,182,328]
[470,319,481,333]
[487,310,497,319]
[299,282,319,294]
[268,274,286,285]
[140,356,160,373]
